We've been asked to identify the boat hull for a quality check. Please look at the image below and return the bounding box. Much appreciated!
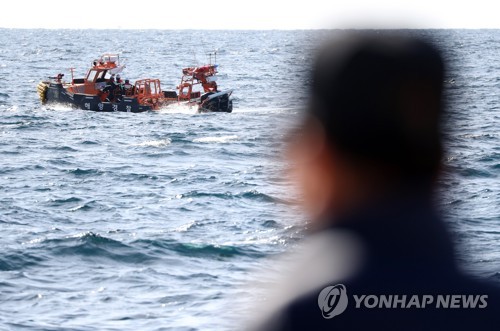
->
[199,90,233,113]
[43,82,152,112]
[40,82,233,113]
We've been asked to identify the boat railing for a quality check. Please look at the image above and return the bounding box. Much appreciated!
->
[134,79,163,106]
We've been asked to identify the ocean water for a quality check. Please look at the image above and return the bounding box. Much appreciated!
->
[0,29,499,330]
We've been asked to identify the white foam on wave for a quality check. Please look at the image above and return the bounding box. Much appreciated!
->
[158,103,199,115]
[68,205,86,212]
[193,135,238,143]
[0,104,20,112]
[132,138,172,147]
[43,104,73,112]
[233,106,297,113]
[173,220,198,232]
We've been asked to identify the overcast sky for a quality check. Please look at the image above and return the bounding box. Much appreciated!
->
[1,0,499,29]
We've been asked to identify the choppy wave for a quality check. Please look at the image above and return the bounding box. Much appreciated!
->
[133,238,266,259]
[64,168,105,177]
[0,250,45,271]
[175,189,279,203]
[0,232,270,272]
[46,232,155,264]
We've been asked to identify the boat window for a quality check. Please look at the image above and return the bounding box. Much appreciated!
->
[86,70,98,82]
[98,70,107,79]
[150,83,157,95]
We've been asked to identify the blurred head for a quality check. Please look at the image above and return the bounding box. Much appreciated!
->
[287,32,445,226]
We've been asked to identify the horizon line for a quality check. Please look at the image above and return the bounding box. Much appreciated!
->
[1,27,500,31]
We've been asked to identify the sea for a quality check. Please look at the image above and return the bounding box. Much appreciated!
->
[0,29,498,330]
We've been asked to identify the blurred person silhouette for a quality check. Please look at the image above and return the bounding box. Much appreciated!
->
[249,32,500,331]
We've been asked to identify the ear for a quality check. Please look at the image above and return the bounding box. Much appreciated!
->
[311,142,343,219]
[286,117,349,226]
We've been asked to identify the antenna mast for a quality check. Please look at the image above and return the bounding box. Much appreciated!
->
[207,50,217,65]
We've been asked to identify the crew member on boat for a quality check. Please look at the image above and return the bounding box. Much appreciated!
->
[103,76,121,102]
[123,79,134,96]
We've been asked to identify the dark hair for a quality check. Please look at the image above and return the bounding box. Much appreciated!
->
[308,32,445,184]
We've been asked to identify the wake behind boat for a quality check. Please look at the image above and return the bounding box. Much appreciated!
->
[36,53,233,113]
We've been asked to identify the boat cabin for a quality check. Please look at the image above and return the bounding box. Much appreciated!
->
[67,54,123,95]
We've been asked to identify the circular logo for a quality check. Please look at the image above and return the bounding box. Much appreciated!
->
[318,284,348,319]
